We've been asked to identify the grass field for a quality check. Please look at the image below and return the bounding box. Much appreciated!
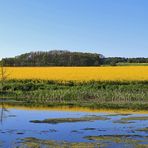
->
[5,66,148,81]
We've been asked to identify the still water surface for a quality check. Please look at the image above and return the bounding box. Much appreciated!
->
[0,105,148,148]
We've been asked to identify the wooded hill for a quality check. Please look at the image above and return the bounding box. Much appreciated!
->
[2,50,104,66]
[1,50,148,66]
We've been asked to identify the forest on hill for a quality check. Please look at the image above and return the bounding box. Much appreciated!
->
[1,50,148,66]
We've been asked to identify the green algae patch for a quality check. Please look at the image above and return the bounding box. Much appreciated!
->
[18,137,104,148]
[84,135,148,147]
[106,113,131,117]
[17,136,148,148]
[85,135,139,142]
[113,120,134,124]
[137,127,148,133]
[114,116,148,124]
[30,116,110,124]
[121,116,148,121]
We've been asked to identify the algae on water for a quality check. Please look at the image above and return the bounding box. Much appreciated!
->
[84,135,148,147]
[30,116,110,124]
[114,116,148,124]
[137,127,148,133]
[18,137,104,148]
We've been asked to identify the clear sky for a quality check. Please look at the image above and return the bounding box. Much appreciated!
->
[0,0,148,59]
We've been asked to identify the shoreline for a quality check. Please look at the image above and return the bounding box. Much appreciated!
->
[2,102,148,113]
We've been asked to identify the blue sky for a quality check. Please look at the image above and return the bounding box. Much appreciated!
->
[0,0,148,59]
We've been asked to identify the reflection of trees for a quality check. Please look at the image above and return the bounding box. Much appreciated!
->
[0,102,8,124]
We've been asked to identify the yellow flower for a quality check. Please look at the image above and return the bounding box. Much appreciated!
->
[5,66,148,81]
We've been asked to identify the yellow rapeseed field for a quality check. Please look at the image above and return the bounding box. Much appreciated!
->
[5,66,148,81]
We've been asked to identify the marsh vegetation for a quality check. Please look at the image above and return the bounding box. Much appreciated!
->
[1,80,148,110]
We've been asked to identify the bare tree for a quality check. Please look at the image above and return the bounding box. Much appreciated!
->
[0,60,9,124]
[0,60,8,92]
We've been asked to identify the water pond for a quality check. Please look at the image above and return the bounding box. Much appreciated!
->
[0,105,148,148]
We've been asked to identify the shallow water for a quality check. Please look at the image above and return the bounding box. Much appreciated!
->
[0,105,148,148]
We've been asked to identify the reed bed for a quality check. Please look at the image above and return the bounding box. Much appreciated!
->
[1,80,148,110]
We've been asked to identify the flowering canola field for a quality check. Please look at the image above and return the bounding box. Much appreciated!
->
[5,66,148,81]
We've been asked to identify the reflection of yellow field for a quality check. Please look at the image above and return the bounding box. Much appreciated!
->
[5,66,148,81]
[5,105,148,114]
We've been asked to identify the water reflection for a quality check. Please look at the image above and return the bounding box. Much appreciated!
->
[0,105,147,148]
[0,102,8,124]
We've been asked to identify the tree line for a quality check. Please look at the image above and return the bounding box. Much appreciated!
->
[103,57,148,66]
[2,50,104,66]
[1,50,148,66]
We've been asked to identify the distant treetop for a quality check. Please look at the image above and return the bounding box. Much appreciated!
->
[2,50,104,66]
